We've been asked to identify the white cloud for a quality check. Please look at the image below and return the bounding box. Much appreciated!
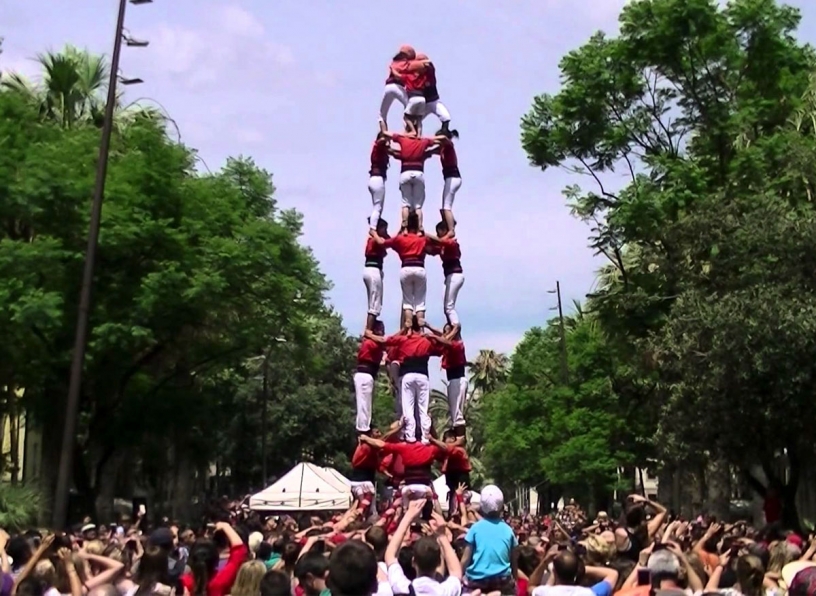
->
[131,3,297,91]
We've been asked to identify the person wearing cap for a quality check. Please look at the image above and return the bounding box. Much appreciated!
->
[379,45,415,128]
[149,527,186,588]
[460,485,518,595]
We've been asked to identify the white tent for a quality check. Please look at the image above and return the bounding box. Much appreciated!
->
[433,476,481,512]
[249,462,351,511]
[322,466,351,487]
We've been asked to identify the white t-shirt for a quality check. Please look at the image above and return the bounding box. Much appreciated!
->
[387,563,461,596]
[533,586,596,596]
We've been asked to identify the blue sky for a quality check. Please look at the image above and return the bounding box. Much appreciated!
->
[3,0,815,391]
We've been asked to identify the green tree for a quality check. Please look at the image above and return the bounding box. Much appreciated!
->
[520,0,816,522]
[0,88,338,518]
[482,315,636,507]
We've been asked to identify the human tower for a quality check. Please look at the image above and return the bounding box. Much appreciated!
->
[349,45,470,512]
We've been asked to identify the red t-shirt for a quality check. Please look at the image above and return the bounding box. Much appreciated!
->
[437,237,462,275]
[440,141,459,176]
[384,233,427,265]
[516,578,529,596]
[403,64,428,93]
[397,334,439,360]
[386,344,402,365]
[365,237,387,263]
[393,135,434,170]
[386,59,410,85]
[381,441,445,467]
[370,141,389,178]
[442,445,471,473]
[441,340,466,370]
[181,543,247,596]
[352,442,379,470]
[357,338,384,367]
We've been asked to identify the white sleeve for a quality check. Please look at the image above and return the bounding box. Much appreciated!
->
[532,587,551,596]
[375,580,394,596]
[387,562,411,595]
[441,576,462,596]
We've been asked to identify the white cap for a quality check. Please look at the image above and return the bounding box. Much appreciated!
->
[81,524,96,533]
[480,485,504,514]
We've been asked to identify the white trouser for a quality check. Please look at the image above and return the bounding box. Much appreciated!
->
[363,266,383,316]
[388,363,402,418]
[424,99,451,123]
[379,83,407,124]
[444,272,465,326]
[399,171,426,211]
[353,372,375,432]
[401,484,433,509]
[446,376,468,427]
[399,266,427,312]
[401,372,431,442]
[350,481,377,517]
[442,177,462,211]
[368,176,385,229]
[405,95,426,117]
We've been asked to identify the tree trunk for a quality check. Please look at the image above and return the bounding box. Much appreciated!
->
[705,458,731,521]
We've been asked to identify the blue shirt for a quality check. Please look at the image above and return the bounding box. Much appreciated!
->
[464,517,517,581]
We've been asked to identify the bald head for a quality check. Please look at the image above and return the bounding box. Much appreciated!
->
[553,551,583,585]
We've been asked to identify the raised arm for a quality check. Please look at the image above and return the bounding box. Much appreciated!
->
[359,434,387,450]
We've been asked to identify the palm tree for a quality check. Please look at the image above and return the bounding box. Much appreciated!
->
[2,46,108,127]
[468,350,509,397]
[428,386,489,486]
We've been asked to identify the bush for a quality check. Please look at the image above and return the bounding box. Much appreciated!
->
[0,484,42,530]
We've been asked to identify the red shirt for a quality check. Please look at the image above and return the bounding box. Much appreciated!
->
[386,59,409,85]
[440,141,460,177]
[403,63,428,93]
[441,340,466,370]
[393,135,434,170]
[352,442,379,470]
[384,233,427,265]
[381,441,445,467]
[437,237,463,275]
[357,338,384,367]
[442,445,471,473]
[386,344,402,365]
[182,543,247,596]
[370,141,389,178]
[365,237,387,264]
[398,334,439,360]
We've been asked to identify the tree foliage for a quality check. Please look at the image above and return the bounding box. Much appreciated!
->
[0,63,357,516]
[519,0,816,521]
[482,315,641,504]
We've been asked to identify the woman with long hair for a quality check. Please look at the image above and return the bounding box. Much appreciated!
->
[227,561,266,596]
[129,546,172,596]
[182,522,247,596]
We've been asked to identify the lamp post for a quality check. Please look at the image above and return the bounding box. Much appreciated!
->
[52,0,150,530]
[548,281,569,385]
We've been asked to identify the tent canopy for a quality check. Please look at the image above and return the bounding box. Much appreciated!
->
[433,476,481,512]
[249,462,351,511]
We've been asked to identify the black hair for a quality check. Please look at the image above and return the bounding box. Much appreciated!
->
[294,552,329,582]
[259,570,291,596]
[327,540,378,596]
[188,540,219,596]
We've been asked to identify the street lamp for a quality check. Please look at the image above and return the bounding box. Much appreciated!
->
[53,0,150,530]
[548,281,569,384]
